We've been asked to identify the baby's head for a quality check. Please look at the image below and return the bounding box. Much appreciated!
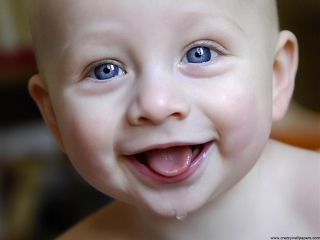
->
[27,0,298,218]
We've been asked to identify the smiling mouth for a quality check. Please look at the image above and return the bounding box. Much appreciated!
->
[134,144,204,177]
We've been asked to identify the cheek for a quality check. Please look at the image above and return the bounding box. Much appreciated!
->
[220,93,271,154]
[53,96,132,198]
[53,94,120,173]
[199,77,273,157]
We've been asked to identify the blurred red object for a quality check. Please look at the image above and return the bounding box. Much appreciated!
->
[0,47,36,71]
[0,47,37,86]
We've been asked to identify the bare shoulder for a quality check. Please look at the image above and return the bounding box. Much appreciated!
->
[269,140,319,196]
[274,140,319,183]
[55,201,142,240]
[265,140,319,233]
[266,139,319,175]
[285,142,319,208]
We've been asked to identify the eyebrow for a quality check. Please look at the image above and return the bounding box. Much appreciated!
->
[181,10,246,38]
[57,22,122,62]
[214,13,245,36]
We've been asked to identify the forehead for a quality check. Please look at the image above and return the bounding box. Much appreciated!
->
[40,0,250,32]
[66,1,249,42]
[29,0,276,40]
[32,1,247,40]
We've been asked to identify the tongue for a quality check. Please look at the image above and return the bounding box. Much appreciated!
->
[145,146,192,177]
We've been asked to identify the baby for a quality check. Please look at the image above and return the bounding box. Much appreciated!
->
[27,0,319,239]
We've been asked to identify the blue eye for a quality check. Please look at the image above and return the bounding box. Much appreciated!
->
[93,63,125,80]
[186,46,212,63]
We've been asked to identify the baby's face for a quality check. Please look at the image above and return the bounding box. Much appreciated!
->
[32,0,279,217]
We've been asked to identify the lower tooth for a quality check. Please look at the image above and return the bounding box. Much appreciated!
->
[192,146,201,158]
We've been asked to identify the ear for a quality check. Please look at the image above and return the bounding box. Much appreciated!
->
[28,74,65,151]
[272,30,299,122]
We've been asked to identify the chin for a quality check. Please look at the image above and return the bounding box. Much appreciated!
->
[136,189,212,220]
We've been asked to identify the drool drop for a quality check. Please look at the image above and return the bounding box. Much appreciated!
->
[175,213,188,221]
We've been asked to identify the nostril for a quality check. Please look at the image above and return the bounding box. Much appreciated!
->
[171,112,184,120]
[136,116,150,125]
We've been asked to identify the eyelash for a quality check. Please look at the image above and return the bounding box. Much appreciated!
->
[190,40,224,53]
[183,40,226,59]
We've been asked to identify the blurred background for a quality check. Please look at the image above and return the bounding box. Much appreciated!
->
[0,0,319,239]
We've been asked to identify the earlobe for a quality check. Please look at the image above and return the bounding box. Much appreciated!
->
[272,30,299,122]
[28,74,65,151]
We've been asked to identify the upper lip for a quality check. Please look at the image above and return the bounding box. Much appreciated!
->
[123,140,213,156]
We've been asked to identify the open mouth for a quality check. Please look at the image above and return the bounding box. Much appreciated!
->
[127,142,212,184]
[134,144,204,177]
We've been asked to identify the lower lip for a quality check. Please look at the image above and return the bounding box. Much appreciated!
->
[127,141,213,184]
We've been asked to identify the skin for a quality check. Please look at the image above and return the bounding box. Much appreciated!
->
[27,0,319,238]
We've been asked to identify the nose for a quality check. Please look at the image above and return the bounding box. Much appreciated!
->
[127,75,190,125]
